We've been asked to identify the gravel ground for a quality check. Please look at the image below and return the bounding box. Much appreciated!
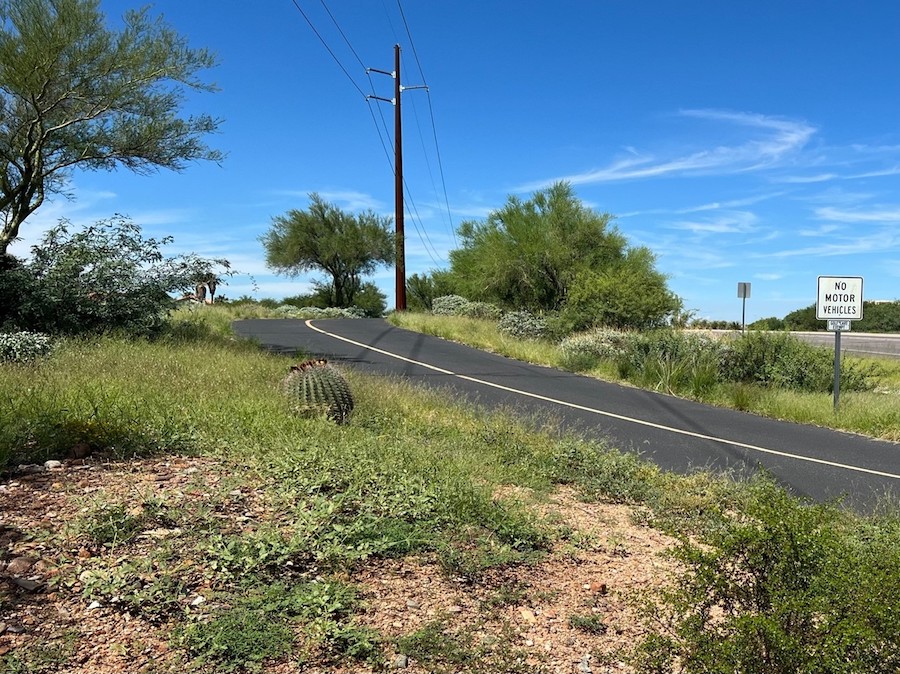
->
[0,457,676,673]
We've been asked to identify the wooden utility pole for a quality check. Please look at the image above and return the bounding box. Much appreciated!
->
[393,44,405,311]
[368,45,426,312]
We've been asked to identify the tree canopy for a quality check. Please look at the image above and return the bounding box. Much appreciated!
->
[446,182,681,330]
[261,194,394,308]
[0,0,222,255]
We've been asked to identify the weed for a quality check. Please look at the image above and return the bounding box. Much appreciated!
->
[482,582,528,609]
[398,619,540,674]
[77,502,145,547]
[177,606,294,672]
[0,632,77,672]
[569,612,608,634]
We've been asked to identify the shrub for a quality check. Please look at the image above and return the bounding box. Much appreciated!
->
[632,478,900,674]
[461,301,502,321]
[497,311,548,340]
[274,305,365,319]
[558,328,633,370]
[5,217,231,337]
[0,331,53,364]
[431,295,474,316]
[719,331,877,393]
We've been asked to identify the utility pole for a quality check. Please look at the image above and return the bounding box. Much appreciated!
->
[367,44,426,312]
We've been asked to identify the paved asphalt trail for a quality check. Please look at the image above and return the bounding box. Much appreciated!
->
[234,318,900,511]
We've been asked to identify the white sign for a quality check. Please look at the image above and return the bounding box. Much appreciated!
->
[816,276,863,321]
[827,319,851,331]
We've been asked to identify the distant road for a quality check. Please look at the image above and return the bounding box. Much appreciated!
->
[706,330,900,359]
[792,331,900,359]
[234,318,900,513]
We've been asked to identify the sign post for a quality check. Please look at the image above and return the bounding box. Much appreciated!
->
[816,276,863,409]
[737,282,751,334]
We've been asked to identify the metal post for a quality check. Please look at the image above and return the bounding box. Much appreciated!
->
[833,330,841,410]
[742,296,746,335]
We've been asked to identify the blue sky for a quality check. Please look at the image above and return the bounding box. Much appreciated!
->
[9,1,900,323]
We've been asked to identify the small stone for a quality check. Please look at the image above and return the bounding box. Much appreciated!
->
[0,622,6,634]
[44,460,63,470]
[578,654,592,674]
[190,595,205,606]
[518,607,537,623]
[392,654,409,669]
[6,556,36,575]
[11,578,42,593]
[87,600,102,610]
[447,605,463,613]
[5,624,25,634]
[69,442,91,459]
[590,581,608,595]
[17,464,44,474]
[77,548,92,559]
[405,599,421,610]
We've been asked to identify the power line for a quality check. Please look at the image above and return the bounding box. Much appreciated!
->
[289,0,367,98]
[396,0,456,245]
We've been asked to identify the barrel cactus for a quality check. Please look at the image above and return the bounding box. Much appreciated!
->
[281,359,354,423]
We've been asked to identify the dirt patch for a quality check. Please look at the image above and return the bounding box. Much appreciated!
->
[1,460,676,673]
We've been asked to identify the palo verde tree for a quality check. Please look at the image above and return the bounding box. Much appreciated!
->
[448,181,681,330]
[261,193,394,308]
[0,0,222,256]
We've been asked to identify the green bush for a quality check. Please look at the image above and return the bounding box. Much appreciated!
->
[3,217,231,337]
[720,331,877,392]
[0,331,53,363]
[432,295,474,316]
[461,301,502,321]
[497,311,548,340]
[633,478,900,674]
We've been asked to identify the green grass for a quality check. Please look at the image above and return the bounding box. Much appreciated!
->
[3,305,900,671]
[389,312,900,441]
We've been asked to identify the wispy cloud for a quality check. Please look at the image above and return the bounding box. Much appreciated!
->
[668,210,758,234]
[271,189,385,212]
[767,231,900,258]
[799,224,841,237]
[755,273,784,281]
[815,206,900,223]
[516,110,816,191]
[776,173,838,184]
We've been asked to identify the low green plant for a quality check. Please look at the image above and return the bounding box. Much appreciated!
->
[0,331,53,363]
[77,502,146,547]
[79,559,189,621]
[178,606,295,672]
[498,310,549,340]
[398,619,539,674]
[569,612,608,634]
[632,477,900,674]
[179,580,381,671]
[0,632,77,673]
[431,294,474,316]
